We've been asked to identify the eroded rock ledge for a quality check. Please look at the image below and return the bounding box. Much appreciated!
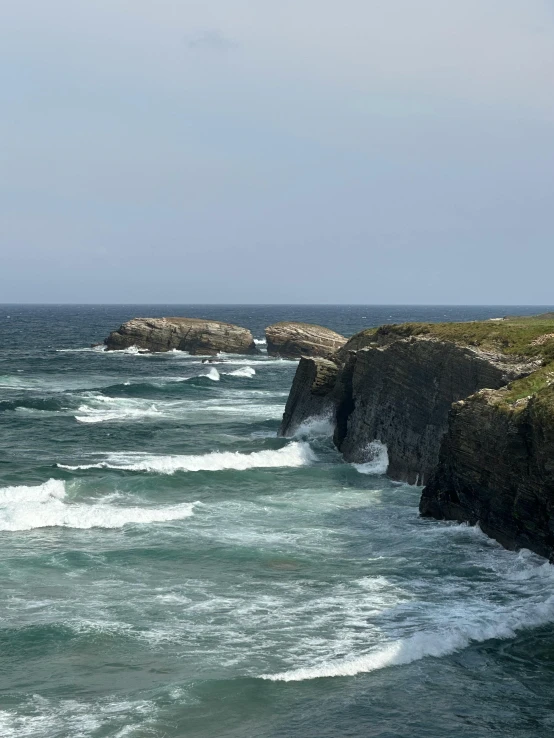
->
[105,317,257,355]
[265,322,346,360]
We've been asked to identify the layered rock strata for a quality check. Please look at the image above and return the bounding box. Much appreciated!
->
[105,318,257,355]
[281,335,540,484]
[421,377,554,559]
[280,357,341,436]
[265,322,346,360]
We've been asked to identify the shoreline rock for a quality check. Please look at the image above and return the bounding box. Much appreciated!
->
[420,380,554,560]
[265,322,346,360]
[104,317,258,355]
[279,313,554,556]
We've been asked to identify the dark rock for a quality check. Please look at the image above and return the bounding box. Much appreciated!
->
[105,317,258,355]
[265,322,346,360]
[279,357,341,436]
[421,382,554,559]
[333,338,535,484]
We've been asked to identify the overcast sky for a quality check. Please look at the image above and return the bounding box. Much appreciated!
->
[2,1,554,303]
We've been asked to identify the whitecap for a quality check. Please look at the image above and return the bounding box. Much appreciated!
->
[254,338,267,345]
[223,366,256,378]
[292,414,334,439]
[262,594,554,681]
[353,441,389,475]
[57,442,315,474]
[0,479,196,531]
[206,367,220,381]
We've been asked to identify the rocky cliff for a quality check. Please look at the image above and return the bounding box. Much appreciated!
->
[280,357,341,436]
[333,338,536,484]
[280,315,552,483]
[105,317,257,355]
[421,367,554,559]
[265,322,346,360]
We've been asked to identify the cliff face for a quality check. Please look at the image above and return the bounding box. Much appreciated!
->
[280,357,341,436]
[105,318,257,355]
[334,339,533,484]
[421,376,554,559]
[265,322,346,360]
[279,313,554,557]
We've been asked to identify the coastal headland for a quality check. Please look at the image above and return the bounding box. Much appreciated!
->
[279,313,554,559]
[103,311,554,559]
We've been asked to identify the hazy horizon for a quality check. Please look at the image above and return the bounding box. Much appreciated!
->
[2,1,553,303]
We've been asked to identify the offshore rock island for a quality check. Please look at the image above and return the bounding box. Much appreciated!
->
[280,313,554,559]
[104,317,259,355]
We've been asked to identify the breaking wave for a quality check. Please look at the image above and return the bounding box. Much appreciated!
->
[292,415,334,439]
[0,479,196,531]
[58,442,315,474]
[353,441,389,475]
[223,366,256,378]
[262,593,554,681]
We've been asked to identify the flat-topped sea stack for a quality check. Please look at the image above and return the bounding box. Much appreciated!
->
[265,322,346,360]
[105,317,258,355]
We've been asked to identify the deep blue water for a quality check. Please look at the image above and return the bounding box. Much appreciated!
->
[1,305,554,738]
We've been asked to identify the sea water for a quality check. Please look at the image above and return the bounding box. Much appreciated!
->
[1,304,554,738]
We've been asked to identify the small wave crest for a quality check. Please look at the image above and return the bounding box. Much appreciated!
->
[353,441,389,475]
[292,414,334,439]
[262,594,554,682]
[0,480,196,531]
[58,442,315,475]
[254,338,267,345]
[223,366,256,378]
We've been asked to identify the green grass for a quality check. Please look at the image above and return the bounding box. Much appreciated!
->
[500,361,554,405]
[345,314,554,360]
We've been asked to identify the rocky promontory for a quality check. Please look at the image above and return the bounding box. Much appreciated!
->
[280,313,554,556]
[104,317,258,355]
[265,322,346,360]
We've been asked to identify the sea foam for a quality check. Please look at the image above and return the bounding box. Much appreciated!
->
[262,593,554,682]
[0,479,196,531]
[58,442,315,474]
[353,441,389,475]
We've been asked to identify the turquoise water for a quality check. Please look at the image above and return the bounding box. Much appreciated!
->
[2,305,554,738]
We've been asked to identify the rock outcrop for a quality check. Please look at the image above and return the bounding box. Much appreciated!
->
[420,373,554,559]
[280,357,341,436]
[105,317,258,355]
[334,339,537,484]
[265,322,346,360]
[279,312,554,556]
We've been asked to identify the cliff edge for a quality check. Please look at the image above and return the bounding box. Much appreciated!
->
[421,364,554,559]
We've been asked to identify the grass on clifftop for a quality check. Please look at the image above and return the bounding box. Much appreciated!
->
[346,314,554,360]
[500,361,554,405]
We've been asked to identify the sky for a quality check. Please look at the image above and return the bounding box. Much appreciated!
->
[1,0,554,304]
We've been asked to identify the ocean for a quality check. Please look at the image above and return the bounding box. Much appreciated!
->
[2,304,554,738]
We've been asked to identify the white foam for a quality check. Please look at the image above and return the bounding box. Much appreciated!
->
[262,594,554,682]
[75,397,162,424]
[353,441,389,475]
[56,345,107,353]
[57,442,315,474]
[0,479,196,531]
[224,366,256,378]
[254,338,267,345]
[292,414,334,439]
[206,367,220,381]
